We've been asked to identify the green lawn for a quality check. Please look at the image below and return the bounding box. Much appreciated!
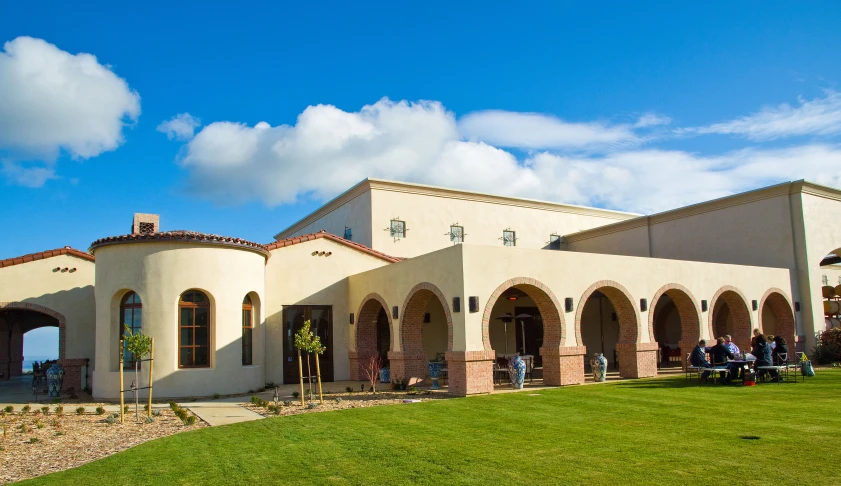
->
[23,370,841,485]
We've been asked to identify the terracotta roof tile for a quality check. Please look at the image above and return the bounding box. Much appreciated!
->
[264,230,402,263]
[0,247,95,269]
[90,230,271,259]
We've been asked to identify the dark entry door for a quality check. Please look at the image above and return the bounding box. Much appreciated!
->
[283,305,333,385]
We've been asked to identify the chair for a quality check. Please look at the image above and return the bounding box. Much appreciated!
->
[710,360,731,385]
[685,353,702,382]
[437,353,449,385]
[784,352,804,383]
[522,355,534,383]
[755,359,784,385]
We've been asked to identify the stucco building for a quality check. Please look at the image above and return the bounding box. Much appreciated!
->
[1,178,836,399]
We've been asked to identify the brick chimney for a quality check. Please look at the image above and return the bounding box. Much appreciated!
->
[132,213,160,234]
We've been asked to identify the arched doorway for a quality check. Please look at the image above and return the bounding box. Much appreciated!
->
[709,287,752,352]
[389,283,452,385]
[350,294,391,381]
[0,304,64,380]
[759,289,796,350]
[576,282,655,378]
[482,278,570,387]
[649,284,702,369]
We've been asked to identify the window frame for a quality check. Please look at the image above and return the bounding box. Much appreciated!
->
[502,230,516,247]
[389,219,406,239]
[242,295,253,366]
[549,234,561,250]
[178,290,211,369]
[450,225,464,244]
[119,291,142,369]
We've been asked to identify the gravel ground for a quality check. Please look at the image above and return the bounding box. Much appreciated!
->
[243,390,450,417]
[0,406,205,484]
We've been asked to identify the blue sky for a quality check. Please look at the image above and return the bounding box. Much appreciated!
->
[1,0,841,263]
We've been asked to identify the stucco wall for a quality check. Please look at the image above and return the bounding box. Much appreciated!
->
[369,188,635,258]
[264,238,391,384]
[91,242,266,399]
[801,192,841,349]
[0,255,96,363]
[281,191,373,247]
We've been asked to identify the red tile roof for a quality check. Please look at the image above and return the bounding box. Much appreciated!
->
[264,230,402,263]
[90,230,271,258]
[0,247,95,269]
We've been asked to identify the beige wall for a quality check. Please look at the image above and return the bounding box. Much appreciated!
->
[370,188,636,259]
[281,191,373,247]
[800,191,841,349]
[91,242,266,399]
[264,238,391,384]
[0,255,96,364]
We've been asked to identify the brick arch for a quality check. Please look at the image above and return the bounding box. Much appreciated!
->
[758,288,795,347]
[0,301,66,360]
[708,286,753,352]
[649,284,702,369]
[387,283,453,383]
[481,277,565,352]
[348,293,391,381]
[575,280,639,346]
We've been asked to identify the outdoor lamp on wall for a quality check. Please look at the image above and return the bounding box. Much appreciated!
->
[701,300,708,312]
[469,296,479,313]
[564,298,573,313]
[392,306,399,319]
[752,300,758,311]
[640,298,648,312]
[349,313,354,325]
[453,297,461,313]
[795,302,801,312]
[423,313,431,323]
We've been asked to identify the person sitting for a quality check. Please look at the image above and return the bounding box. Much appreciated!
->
[708,337,736,383]
[751,328,760,348]
[752,334,781,382]
[690,339,712,381]
[772,336,789,366]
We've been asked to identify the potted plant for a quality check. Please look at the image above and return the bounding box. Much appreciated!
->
[428,355,443,390]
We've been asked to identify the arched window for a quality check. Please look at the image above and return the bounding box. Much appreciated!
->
[179,290,210,368]
[120,291,142,369]
[242,295,253,366]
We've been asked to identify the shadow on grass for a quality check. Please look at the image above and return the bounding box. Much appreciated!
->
[611,377,710,389]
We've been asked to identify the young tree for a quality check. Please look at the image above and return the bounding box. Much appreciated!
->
[362,355,382,393]
[123,324,152,421]
[294,320,326,403]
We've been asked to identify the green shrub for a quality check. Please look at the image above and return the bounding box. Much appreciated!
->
[54,406,63,416]
[75,407,85,415]
[283,400,293,407]
[152,409,162,417]
[815,328,841,364]
[41,406,49,416]
[174,409,188,420]
[292,391,299,398]
[250,396,261,405]
[105,415,118,425]
[35,419,44,429]
[144,403,150,412]
[21,405,31,414]
[267,404,277,413]
[169,401,179,411]
[307,402,319,410]
[95,406,106,415]
[144,416,155,424]
[345,386,353,393]
[265,382,275,388]
[212,393,220,400]
[334,397,343,403]
[29,437,40,444]
[3,406,13,414]
[184,415,197,426]
[123,405,129,414]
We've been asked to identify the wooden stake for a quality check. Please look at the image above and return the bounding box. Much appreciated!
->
[297,349,305,406]
[118,339,124,424]
[147,338,154,417]
[315,353,324,404]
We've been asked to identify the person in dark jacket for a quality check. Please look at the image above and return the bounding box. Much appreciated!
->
[708,337,735,383]
[752,334,780,382]
[772,336,789,366]
[690,339,712,380]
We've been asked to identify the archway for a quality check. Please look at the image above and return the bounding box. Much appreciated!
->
[390,283,452,385]
[576,281,655,378]
[481,278,575,387]
[649,284,702,369]
[709,286,752,352]
[759,289,796,350]
[350,293,392,381]
[0,304,63,380]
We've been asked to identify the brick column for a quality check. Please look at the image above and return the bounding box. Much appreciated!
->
[388,351,427,386]
[445,351,494,396]
[678,340,696,371]
[9,324,23,377]
[540,345,586,385]
[615,342,659,378]
[0,318,9,380]
[59,358,89,392]
[347,351,363,381]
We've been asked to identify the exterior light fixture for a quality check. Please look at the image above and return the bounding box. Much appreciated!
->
[423,313,431,323]
[349,313,355,325]
[640,298,648,312]
[564,298,573,312]
[468,296,479,313]
[392,306,399,319]
[453,297,461,313]
[752,300,758,311]
[795,302,801,312]
[701,300,708,312]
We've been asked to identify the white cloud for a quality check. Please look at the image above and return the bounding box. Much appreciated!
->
[634,113,672,128]
[685,90,841,141]
[1,161,56,188]
[173,97,841,214]
[0,36,140,186]
[457,110,639,150]
[157,113,201,141]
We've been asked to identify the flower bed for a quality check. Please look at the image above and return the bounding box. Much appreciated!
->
[243,390,449,418]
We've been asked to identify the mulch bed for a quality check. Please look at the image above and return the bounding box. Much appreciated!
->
[0,405,205,484]
[243,390,451,418]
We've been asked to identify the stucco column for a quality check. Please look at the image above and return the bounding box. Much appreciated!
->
[445,350,494,396]
[540,345,586,385]
[387,351,426,385]
[615,342,658,378]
